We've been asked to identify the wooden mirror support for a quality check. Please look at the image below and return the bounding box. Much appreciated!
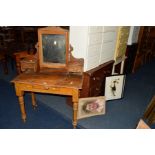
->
[37,26,84,74]
[21,27,84,74]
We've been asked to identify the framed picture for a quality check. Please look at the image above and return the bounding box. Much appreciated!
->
[77,96,106,120]
[105,74,126,101]
[114,27,130,61]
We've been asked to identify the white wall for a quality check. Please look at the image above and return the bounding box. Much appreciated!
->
[69,26,88,59]
[70,26,118,71]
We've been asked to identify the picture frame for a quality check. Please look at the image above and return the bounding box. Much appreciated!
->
[105,74,126,101]
[114,27,130,61]
[77,96,106,120]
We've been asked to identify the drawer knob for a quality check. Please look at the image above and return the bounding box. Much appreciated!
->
[43,82,49,90]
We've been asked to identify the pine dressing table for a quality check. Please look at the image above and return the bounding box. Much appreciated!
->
[11,27,84,128]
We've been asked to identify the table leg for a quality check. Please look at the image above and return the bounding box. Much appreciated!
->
[18,96,26,122]
[72,90,79,129]
[31,92,37,109]
[73,102,78,129]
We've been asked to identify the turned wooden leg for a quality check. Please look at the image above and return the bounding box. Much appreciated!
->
[72,89,79,129]
[73,102,78,129]
[31,92,37,109]
[18,96,26,122]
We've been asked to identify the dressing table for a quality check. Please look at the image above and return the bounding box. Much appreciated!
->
[11,27,84,128]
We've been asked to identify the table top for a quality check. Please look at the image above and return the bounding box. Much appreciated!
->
[11,72,83,89]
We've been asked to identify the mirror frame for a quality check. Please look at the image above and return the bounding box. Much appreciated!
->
[38,26,69,69]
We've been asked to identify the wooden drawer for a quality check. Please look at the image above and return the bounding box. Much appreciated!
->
[91,64,112,78]
[90,84,101,96]
[19,82,73,96]
[90,75,102,86]
[80,60,114,98]
[20,58,38,72]
[31,84,60,91]
[19,82,61,92]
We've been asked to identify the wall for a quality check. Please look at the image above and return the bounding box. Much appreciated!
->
[70,26,117,71]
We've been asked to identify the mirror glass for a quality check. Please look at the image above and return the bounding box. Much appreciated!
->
[42,34,66,64]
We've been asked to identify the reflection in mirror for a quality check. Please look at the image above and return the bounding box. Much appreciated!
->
[42,34,66,64]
